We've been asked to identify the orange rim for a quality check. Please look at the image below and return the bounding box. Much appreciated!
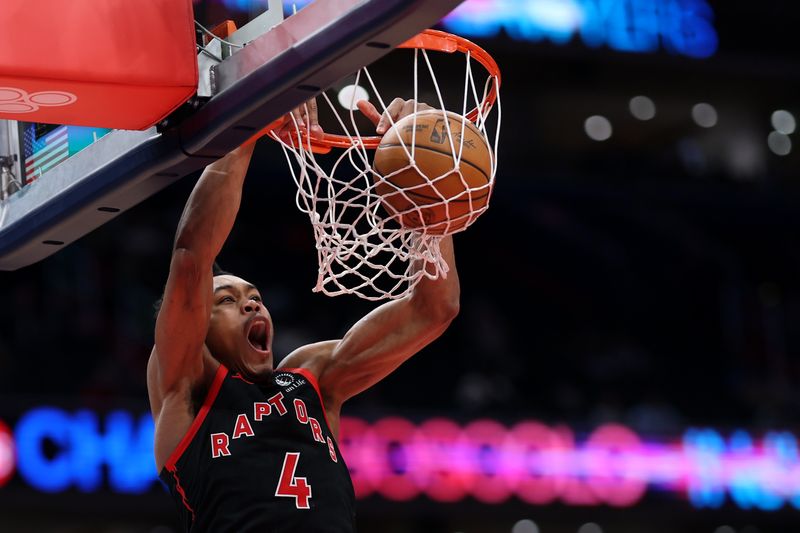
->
[270,28,501,153]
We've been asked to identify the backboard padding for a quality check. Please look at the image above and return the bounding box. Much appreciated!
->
[0,0,466,270]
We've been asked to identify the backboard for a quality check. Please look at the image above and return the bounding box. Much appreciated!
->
[0,0,465,270]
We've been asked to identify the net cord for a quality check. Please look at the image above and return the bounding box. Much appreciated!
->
[269,45,500,300]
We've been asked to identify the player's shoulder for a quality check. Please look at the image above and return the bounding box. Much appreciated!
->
[277,339,340,378]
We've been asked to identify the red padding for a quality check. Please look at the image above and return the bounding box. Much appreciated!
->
[0,0,198,130]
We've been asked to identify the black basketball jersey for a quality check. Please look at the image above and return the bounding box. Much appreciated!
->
[159,365,357,532]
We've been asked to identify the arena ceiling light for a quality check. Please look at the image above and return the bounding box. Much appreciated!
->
[771,109,796,135]
[692,102,718,128]
[629,95,656,121]
[584,115,613,141]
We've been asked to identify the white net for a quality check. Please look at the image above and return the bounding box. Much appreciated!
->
[272,32,501,301]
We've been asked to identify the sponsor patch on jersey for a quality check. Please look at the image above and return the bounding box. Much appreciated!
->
[275,373,295,387]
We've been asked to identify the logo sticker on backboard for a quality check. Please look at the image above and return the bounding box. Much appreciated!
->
[0,87,78,113]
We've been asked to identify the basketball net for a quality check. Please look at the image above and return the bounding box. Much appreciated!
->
[271,30,501,301]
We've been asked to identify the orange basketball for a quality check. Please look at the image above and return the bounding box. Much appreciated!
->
[372,110,493,235]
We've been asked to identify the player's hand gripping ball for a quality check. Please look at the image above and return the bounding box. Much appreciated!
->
[372,110,493,235]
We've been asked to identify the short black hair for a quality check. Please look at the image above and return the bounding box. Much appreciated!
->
[212,261,232,277]
[153,261,233,319]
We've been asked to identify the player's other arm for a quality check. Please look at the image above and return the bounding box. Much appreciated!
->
[149,144,256,409]
[318,235,460,407]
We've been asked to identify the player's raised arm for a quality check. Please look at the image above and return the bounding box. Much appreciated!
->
[149,143,256,404]
[316,235,459,409]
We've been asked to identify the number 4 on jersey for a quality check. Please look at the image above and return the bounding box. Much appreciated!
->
[275,452,312,509]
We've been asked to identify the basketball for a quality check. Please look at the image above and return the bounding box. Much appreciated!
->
[372,110,493,235]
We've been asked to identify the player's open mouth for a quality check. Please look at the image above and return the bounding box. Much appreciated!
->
[246,317,269,353]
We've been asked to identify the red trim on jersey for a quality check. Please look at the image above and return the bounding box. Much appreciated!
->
[281,367,333,431]
[165,364,228,470]
[167,464,196,524]
[231,372,254,384]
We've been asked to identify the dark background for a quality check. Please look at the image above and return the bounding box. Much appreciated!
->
[2,1,800,532]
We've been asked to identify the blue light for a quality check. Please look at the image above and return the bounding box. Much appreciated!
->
[764,432,800,510]
[103,411,157,493]
[70,410,103,491]
[14,408,157,494]
[593,0,661,53]
[15,407,73,493]
[683,428,726,508]
[441,0,718,58]
[728,430,783,511]
[658,0,718,58]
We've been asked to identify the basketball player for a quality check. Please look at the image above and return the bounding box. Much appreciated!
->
[147,98,459,532]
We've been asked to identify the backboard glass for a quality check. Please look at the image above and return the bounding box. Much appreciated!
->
[0,0,465,270]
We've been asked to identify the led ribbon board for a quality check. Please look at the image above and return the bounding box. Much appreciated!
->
[442,0,719,58]
[2,407,799,511]
[271,0,719,58]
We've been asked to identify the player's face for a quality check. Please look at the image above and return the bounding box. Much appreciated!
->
[206,275,274,381]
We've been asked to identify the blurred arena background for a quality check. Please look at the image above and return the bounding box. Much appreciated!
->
[1,1,800,532]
